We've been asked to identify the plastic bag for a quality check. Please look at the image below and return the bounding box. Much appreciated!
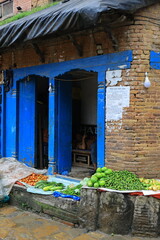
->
[0,176,4,200]
[53,191,80,201]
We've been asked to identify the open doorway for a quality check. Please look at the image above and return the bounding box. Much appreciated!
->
[56,70,97,178]
[36,77,49,169]
[71,71,97,177]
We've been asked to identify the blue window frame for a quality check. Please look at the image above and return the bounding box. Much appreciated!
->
[150,50,160,69]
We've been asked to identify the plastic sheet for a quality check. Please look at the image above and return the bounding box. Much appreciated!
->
[0,0,159,49]
[0,157,47,196]
[48,175,80,187]
[27,186,54,195]
[53,191,80,201]
[19,175,80,195]
[84,186,160,199]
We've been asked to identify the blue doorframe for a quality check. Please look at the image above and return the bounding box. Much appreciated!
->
[0,85,5,157]
[150,50,160,69]
[8,50,132,174]
[48,77,56,175]
[5,82,17,158]
[97,71,106,167]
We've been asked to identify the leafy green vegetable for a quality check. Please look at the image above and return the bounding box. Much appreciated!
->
[80,177,90,186]
[61,184,82,196]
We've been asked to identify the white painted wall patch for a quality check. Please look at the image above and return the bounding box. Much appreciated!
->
[106,70,122,86]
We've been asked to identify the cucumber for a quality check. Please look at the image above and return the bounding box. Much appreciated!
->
[43,186,64,191]
[35,180,48,188]
[43,186,52,191]
[50,186,64,191]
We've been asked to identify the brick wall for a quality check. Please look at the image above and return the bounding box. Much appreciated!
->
[31,0,50,8]
[0,3,160,178]
[13,0,50,14]
[105,3,160,178]
[0,0,51,16]
[13,0,32,14]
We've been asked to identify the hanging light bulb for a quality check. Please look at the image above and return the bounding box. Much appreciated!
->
[144,72,151,88]
[48,83,53,92]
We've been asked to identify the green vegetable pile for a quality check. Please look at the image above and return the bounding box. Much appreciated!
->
[87,167,147,191]
[60,184,83,196]
[100,170,147,190]
[35,180,65,191]
[35,180,83,195]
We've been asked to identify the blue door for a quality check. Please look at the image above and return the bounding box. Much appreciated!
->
[18,77,36,167]
[57,80,72,174]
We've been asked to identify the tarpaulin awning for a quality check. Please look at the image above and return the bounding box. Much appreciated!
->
[0,0,159,49]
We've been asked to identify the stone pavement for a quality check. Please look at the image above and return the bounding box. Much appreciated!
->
[0,205,159,240]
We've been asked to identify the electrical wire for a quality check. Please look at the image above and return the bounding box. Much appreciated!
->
[54,75,97,82]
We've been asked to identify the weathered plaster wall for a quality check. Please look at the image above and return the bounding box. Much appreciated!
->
[0,3,160,178]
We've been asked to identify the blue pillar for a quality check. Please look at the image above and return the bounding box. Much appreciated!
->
[5,87,18,158]
[97,70,106,168]
[1,85,5,157]
[11,88,17,158]
[47,78,56,175]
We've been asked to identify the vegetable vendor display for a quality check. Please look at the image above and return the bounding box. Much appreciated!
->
[20,168,160,196]
[139,178,160,191]
[86,167,160,191]
[20,174,83,194]
[35,180,83,196]
[20,173,48,186]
